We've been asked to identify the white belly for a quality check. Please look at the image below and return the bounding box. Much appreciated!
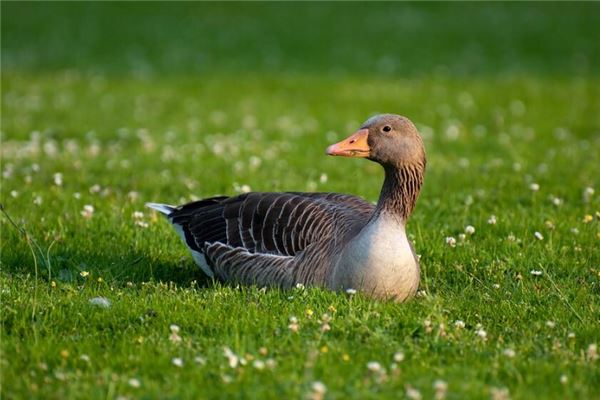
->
[329,214,420,301]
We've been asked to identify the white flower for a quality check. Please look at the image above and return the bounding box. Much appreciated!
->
[249,156,262,169]
[487,215,497,225]
[223,347,239,368]
[445,124,460,141]
[132,211,144,219]
[345,288,357,295]
[393,352,405,363]
[53,172,63,186]
[288,316,299,333]
[530,270,543,276]
[2,165,13,179]
[128,378,141,388]
[311,381,327,395]
[492,283,500,289]
[194,356,206,365]
[530,183,540,191]
[367,361,382,372]
[252,360,265,370]
[568,332,576,339]
[406,386,422,400]
[546,321,556,328]
[465,225,475,235]
[445,237,457,247]
[319,173,328,184]
[128,191,140,201]
[423,319,432,333]
[10,190,18,198]
[81,205,95,219]
[560,374,568,384]
[433,380,448,400]
[490,387,510,400]
[550,196,562,206]
[54,371,66,381]
[454,320,465,329]
[265,358,276,369]
[475,328,487,340]
[587,343,598,361]
[534,231,544,240]
[295,283,305,290]
[583,187,595,203]
[458,233,466,242]
[89,184,101,194]
[89,297,111,308]
[503,348,516,358]
[33,195,43,206]
[169,324,182,344]
[79,354,90,363]
[135,220,149,228]
[240,184,251,193]
[172,357,183,367]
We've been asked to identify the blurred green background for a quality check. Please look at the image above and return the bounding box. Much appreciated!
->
[3,2,600,76]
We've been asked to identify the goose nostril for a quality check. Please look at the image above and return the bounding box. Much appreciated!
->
[349,140,355,144]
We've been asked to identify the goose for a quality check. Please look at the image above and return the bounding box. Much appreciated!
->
[147,114,426,301]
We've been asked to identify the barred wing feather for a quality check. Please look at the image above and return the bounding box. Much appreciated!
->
[166,192,374,286]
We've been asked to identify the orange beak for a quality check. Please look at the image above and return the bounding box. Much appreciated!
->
[325,129,370,158]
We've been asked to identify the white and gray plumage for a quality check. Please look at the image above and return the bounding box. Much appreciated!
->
[147,114,426,301]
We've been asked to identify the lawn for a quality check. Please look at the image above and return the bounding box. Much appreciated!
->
[1,3,599,399]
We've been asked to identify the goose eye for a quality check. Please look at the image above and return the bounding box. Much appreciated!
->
[382,125,392,133]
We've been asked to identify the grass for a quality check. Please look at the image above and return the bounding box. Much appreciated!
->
[1,2,599,399]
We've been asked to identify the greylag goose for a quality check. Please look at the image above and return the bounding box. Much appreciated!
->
[147,114,426,301]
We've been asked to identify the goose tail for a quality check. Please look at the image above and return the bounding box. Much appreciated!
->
[145,202,176,217]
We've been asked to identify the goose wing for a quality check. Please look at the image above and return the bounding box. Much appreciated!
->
[169,192,374,258]
[167,192,374,287]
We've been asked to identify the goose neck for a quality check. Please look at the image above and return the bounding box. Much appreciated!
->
[373,163,424,222]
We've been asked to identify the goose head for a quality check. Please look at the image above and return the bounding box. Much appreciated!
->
[326,114,425,169]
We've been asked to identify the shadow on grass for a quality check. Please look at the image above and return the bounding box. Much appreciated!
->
[85,251,213,287]
[1,206,212,287]
[2,244,213,288]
